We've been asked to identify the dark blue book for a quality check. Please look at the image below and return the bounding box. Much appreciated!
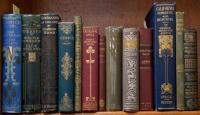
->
[22,14,41,112]
[145,2,176,110]
[58,22,75,112]
[2,14,22,113]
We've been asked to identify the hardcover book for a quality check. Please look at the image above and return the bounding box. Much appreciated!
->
[105,26,122,111]
[82,26,99,112]
[145,2,176,110]
[123,28,139,112]
[183,28,198,110]
[40,14,60,112]
[22,14,41,112]
[2,14,22,113]
[58,22,75,112]
[99,35,106,111]
[139,28,153,111]
[0,13,2,112]
[176,12,184,110]
[74,16,82,112]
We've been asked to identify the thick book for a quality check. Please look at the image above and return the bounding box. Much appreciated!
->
[176,12,184,110]
[2,14,22,113]
[145,2,176,110]
[40,14,60,112]
[74,16,82,112]
[105,26,122,111]
[82,26,99,112]
[183,28,198,110]
[139,28,153,111]
[99,35,106,111]
[123,28,139,112]
[58,22,75,112]
[22,14,41,112]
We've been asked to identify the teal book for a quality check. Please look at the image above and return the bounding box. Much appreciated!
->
[58,22,75,112]
[22,14,41,112]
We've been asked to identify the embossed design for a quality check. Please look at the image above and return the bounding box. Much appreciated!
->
[126,59,137,102]
[86,46,95,99]
[60,93,73,110]
[3,47,20,106]
[159,35,173,94]
[159,35,173,57]
[28,52,36,62]
[61,52,72,80]
[161,83,172,94]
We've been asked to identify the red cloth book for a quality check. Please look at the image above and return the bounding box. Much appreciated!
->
[139,28,153,111]
[82,26,99,112]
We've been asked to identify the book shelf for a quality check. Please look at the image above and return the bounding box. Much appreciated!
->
[0,0,200,114]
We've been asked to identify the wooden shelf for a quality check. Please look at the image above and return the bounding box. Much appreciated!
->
[8,111,199,115]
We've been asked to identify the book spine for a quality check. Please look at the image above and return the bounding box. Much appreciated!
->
[0,13,2,113]
[146,2,176,110]
[183,28,198,110]
[22,15,41,112]
[105,26,122,111]
[99,35,106,111]
[74,16,82,112]
[176,12,184,110]
[82,26,99,112]
[2,14,22,113]
[41,14,60,112]
[123,28,139,112]
[139,28,153,111]
[58,22,75,112]
[198,28,200,109]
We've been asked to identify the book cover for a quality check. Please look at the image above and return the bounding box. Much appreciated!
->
[74,16,82,112]
[2,14,22,113]
[99,35,106,111]
[22,14,41,112]
[176,12,184,110]
[139,28,153,111]
[183,28,198,110]
[145,2,176,110]
[58,22,75,112]
[82,26,99,112]
[123,28,139,112]
[40,14,60,112]
[105,26,122,111]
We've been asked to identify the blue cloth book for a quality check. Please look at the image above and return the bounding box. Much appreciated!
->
[2,14,22,113]
[58,22,75,112]
[145,2,176,110]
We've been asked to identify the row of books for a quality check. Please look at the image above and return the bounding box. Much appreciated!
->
[1,2,199,113]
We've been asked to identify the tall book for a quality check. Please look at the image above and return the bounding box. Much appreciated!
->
[99,35,106,111]
[105,26,122,111]
[58,22,75,112]
[82,26,99,112]
[183,28,198,110]
[2,14,22,113]
[176,12,184,110]
[22,14,41,112]
[123,28,139,112]
[74,16,82,112]
[40,14,60,112]
[198,27,200,109]
[139,28,153,111]
[0,13,2,113]
[145,2,176,110]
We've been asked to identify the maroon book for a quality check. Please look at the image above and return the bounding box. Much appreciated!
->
[99,35,106,111]
[139,28,153,111]
[82,26,99,112]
